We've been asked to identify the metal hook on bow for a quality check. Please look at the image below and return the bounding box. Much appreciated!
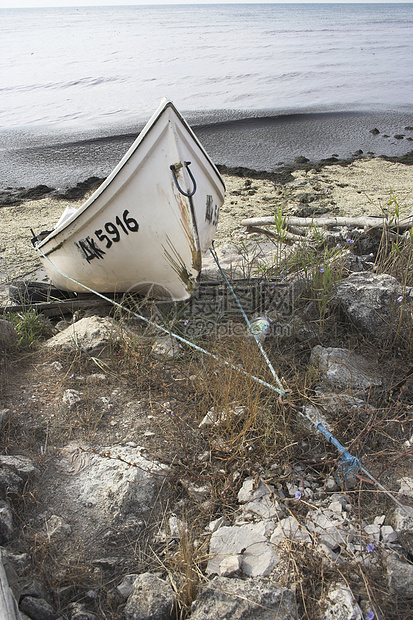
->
[170,161,197,197]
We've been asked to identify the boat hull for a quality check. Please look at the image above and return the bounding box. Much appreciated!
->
[35,100,225,301]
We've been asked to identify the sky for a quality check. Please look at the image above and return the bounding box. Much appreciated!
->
[0,0,411,8]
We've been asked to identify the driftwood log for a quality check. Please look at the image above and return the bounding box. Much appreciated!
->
[241,215,413,234]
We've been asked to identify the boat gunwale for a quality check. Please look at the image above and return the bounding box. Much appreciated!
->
[36,99,225,251]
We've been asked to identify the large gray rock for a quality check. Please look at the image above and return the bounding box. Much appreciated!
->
[311,346,381,391]
[57,444,165,526]
[321,583,363,619]
[237,478,285,520]
[189,576,297,620]
[124,573,176,620]
[0,455,38,481]
[207,524,280,578]
[332,272,410,340]
[45,316,123,356]
[19,595,56,620]
[386,552,413,597]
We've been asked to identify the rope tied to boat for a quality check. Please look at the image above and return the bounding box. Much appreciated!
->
[170,161,197,197]
[34,246,286,397]
[209,244,286,397]
[33,246,411,515]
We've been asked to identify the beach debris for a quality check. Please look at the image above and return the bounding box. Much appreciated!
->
[199,405,244,428]
[248,316,271,342]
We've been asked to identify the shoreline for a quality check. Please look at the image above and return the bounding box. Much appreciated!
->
[1,149,412,209]
[1,108,413,195]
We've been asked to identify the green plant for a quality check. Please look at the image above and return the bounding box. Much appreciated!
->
[5,308,53,347]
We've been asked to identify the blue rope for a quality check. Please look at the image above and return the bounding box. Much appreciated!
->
[35,247,286,396]
[316,422,361,489]
[209,245,286,397]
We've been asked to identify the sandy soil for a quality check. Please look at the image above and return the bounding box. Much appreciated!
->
[0,156,412,285]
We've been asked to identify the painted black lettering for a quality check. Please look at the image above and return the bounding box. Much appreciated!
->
[76,236,106,263]
[205,195,213,223]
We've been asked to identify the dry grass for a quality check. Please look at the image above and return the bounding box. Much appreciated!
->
[2,193,413,619]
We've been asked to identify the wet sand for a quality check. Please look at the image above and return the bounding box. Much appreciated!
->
[1,109,413,191]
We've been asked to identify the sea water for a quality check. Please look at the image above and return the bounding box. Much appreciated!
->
[0,3,412,140]
[0,3,412,187]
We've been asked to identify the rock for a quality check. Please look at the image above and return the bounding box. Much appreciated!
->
[151,335,182,359]
[241,495,283,520]
[315,392,375,417]
[0,455,38,480]
[207,525,280,577]
[238,478,284,519]
[332,272,410,340]
[168,515,187,538]
[237,478,269,504]
[311,345,381,390]
[398,530,413,555]
[208,516,227,533]
[124,573,176,620]
[68,602,98,619]
[370,128,380,135]
[385,552,413,597]
[116,574,139,600]
[381,525,398,544]
[0,318,18,348]
[325,477,340,493]
[189,576,297,619]
[398,476,413,498]
[0,500,13,544]
[393,505,413,531]
[270,516,312,545]
[45,515,72,538]
[0,468,24,498]
[182,482,210,501]
[199,406,244,428]
[344,252,374,273]
[219,554,242,577]
[321,583,363,619]
[58,444,165,527]
[364,523,381,543]
[45,316,123,356]
[306,512,355,551]
[62,389,83,408]
[19,595,56,620]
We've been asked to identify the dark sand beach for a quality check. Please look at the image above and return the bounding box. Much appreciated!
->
[1,109,413,194]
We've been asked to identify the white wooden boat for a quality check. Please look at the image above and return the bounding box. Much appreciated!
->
[32,99,225,301]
